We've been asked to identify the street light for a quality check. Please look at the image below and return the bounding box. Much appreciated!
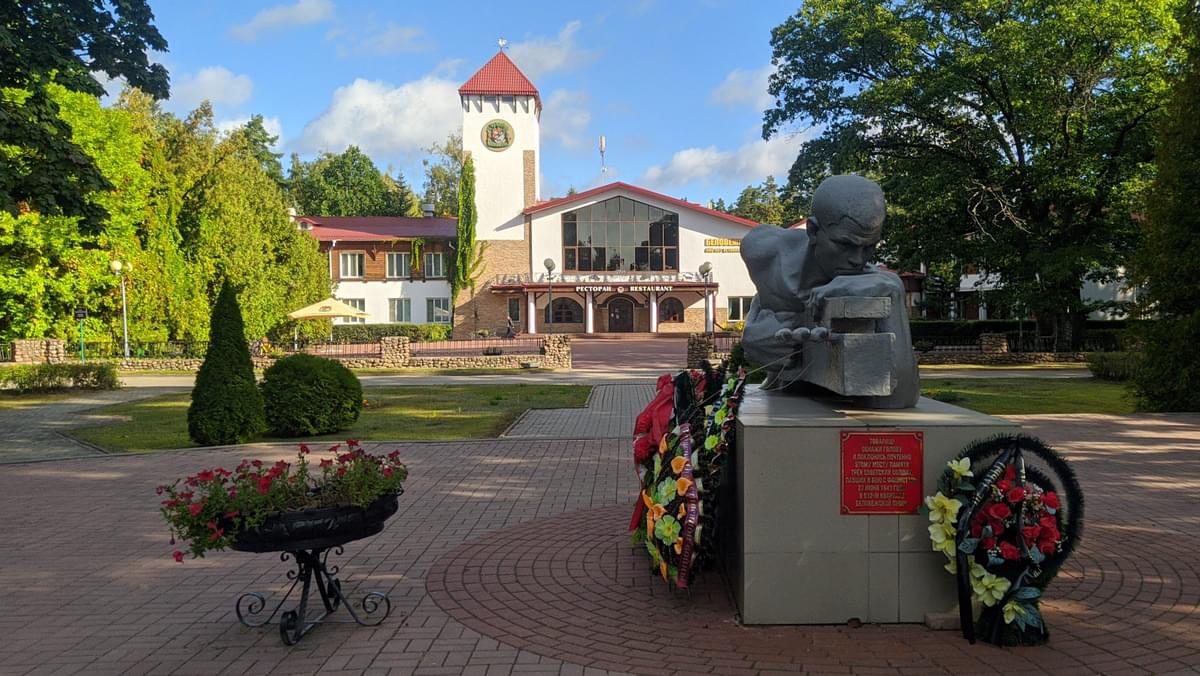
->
[110,259,131,359]
[544,258,556,335]
[699,261,713,335]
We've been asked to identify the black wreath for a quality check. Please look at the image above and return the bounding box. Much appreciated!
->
[947,434,1084,645]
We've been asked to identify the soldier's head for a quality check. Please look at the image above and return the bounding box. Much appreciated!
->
[806,175,885,283]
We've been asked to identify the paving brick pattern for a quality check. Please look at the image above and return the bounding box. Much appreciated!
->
[0,413,1197,675]
[504,384,653,439]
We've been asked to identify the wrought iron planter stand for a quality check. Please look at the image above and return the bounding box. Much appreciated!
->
[235,546,393,645]
[230,491,402,645]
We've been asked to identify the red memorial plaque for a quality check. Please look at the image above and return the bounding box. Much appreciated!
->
[840,431,924,514]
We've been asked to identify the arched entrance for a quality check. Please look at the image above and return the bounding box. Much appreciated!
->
[607,297,634,332]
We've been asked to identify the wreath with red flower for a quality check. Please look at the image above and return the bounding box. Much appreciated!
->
[631,364,746,588]
[926,434,1084,646]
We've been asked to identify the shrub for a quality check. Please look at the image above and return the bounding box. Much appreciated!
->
[188,282,265,445]
[0,363,120,393]
[1085,351,1138,382]
[1132,313,1200,411]
[260,353,363,436]
[331,323,452,342]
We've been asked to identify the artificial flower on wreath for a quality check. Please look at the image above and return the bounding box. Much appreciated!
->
[925,435,1083,646]
[630,364,746,588]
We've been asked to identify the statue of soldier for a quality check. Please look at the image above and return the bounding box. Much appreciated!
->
[740,174,919,409]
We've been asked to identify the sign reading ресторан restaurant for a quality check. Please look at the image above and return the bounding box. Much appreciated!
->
[840,431,923,514]
[573,285,675,293]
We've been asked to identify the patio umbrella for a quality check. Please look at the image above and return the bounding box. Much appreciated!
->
[287,298,369,344]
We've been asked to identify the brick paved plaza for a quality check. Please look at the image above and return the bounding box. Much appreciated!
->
[1,410,1198,675]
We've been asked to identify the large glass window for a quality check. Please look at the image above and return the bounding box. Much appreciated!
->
[424,252,446,278]
[562,196,679,273]
[658,297,685,323]
[341,298,366,323]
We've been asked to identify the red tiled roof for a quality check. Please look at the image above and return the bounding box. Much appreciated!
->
[523,182,761,228]
[297,216,457,242]
[459,51,540,107]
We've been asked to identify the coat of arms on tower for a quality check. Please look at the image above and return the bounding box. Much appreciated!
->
[482,119,514,151]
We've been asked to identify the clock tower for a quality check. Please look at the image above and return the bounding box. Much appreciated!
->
[459,51,541,241]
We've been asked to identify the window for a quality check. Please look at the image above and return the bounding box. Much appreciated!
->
[507,298,521,322]
[658,297,685,323]
[424,252,446,278]
[342,298,366,323]
[387,252,411,278]
[427,297,451,324]
[561,196,679,273]
[388,298,411,323]
[339,252,364,278]
[544,298,583,324]
[728,296,754,321]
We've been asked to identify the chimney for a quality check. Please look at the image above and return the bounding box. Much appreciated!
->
[421,203,435,218]
[287,207,297,221]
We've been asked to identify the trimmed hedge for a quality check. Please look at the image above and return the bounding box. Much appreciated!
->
[1085,352,1138,381]
[331,323,452,342]
[260,354,363,436]
[0,363,120,393]
[188,282,266,446]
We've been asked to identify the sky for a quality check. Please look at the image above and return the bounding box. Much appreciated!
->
[134,0,808,205]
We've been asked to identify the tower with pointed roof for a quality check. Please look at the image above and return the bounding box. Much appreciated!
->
[459,51,541,241]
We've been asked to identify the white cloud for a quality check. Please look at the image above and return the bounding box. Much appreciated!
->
[507,20,597,80]
[326,22,428,56]
[171,67,253,109]
[296,76,460,157]
[710,64,775,110]
[639,134,805,188]
[230,0,334,42]
[216,116,285,147]
[541,89,591,150]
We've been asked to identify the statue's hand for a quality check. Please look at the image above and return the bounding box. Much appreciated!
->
[804,271,904,314]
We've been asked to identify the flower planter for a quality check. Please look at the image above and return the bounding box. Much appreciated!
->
[233,490,403,645]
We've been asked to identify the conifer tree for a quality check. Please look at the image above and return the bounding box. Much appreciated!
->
[1131,7,1200,411]
[188,281,265,444]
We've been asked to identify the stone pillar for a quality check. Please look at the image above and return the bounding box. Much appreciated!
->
[979,333,1008,354]
[649,292,659,333]
[526,292,537,334]
[12,339,65,363]
[541,334,572,368]
[686,333,716,369]
[585,291,595,334]
[380,336,411,366]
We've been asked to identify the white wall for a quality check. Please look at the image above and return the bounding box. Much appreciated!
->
[462,94,539,241]
[526,187,758,312]
[333,280,454,324]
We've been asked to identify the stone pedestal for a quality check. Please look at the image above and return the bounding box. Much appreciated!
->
[725,386,1018,624]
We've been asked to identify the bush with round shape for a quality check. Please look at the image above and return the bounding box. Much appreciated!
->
[261,354,363,436]
[188,281,265,445]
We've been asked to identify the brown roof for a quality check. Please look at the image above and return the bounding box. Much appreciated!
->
[297,216,457,242]
[459,51,540,108]
[524,182,760,228]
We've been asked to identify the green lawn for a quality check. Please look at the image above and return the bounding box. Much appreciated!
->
[921,377,1134,415]
[69,384,590,453]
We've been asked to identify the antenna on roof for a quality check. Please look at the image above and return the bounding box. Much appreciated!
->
[599,135,607,175]
[498,37,508,51]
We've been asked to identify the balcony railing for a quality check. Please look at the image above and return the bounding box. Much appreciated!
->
[492,271,712,285]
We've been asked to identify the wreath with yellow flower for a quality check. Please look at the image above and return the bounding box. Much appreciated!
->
[632,365,746,588]
[926,434,1083,646]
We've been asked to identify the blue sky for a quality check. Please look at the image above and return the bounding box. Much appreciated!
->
[138,0,807,204]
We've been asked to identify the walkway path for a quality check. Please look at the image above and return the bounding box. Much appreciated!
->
[0,386,185,464]
[0,414,1197,674]
[503,383,654,439]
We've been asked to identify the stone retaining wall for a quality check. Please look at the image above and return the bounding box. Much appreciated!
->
[42,334,573,371]
[12,339,66,364]
[916,351,1087,365]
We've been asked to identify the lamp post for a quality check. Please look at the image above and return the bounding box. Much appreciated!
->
[699,261,713,335]
[544,258,556,335]
[110,260,131,359]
